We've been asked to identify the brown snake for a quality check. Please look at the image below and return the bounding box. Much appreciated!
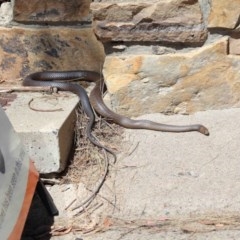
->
[23,70,209,156]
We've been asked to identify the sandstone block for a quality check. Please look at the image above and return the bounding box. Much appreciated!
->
[13,0,91,23]
[0,26,105,82]
[229,38,240,55]
[103,37,240,116]
[91,0,207,44]
[208,0,240,29]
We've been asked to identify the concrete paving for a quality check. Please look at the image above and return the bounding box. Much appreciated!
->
[114,109,240,218]
[52,229,240,240]
[5,92,79,173]
[50,107,240,239]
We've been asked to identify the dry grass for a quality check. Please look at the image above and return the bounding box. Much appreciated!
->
[60,104,123,186]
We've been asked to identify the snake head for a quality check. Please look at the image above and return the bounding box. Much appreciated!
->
[199,125,210,136]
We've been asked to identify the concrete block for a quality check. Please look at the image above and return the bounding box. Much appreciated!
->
[5,92,79,174]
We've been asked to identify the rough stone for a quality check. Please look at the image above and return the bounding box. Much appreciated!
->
[229,37,240,55]
[0,26,105,82]
[103,37,240,117]
[13,0,91,23]
[91,0,207,44]
[208,0,240,29]
[0,2,13,25]
[198,0,211,25]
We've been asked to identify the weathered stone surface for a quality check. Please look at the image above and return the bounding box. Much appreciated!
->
[91,0,207,44]
[198,0,211,25]
[208,0,240,29]
[229,37,240,55]
[13,0,91,23]
[0,26,105,82]
[0,2,12,25]
[103,37,240,117]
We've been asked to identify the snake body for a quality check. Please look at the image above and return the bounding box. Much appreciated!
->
[23,70,209,152]
[24,71,115,155]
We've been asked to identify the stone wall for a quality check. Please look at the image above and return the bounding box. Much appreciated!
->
[0,0,105,82]
[0,0,240,116]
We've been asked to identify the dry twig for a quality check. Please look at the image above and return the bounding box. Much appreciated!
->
[0,86,54,93]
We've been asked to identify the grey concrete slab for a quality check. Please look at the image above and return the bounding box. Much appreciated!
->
[113,109,240,217]
[50,107,240,239]
[114,108,240,218]
[5,92,79,173]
